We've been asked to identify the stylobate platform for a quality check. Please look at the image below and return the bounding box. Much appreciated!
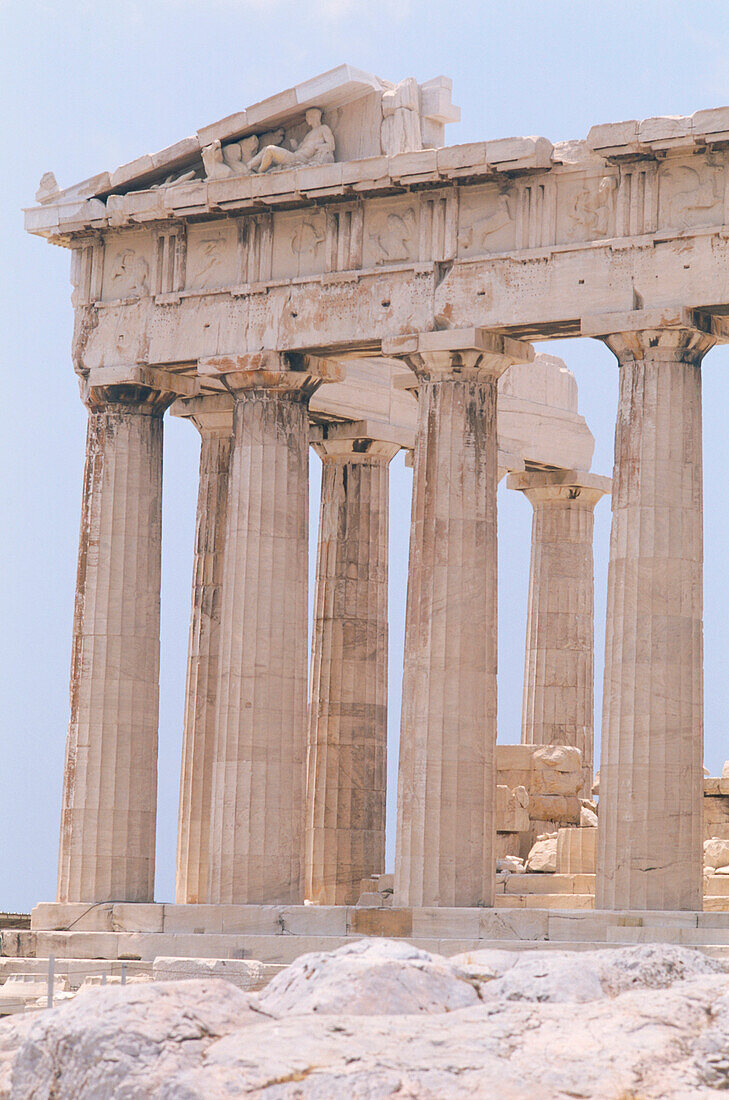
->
[3,904,729,965]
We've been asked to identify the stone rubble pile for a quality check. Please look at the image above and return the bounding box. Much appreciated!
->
[2,938,729,1098]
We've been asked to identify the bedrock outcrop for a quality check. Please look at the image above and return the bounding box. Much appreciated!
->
[3,939,729,1098]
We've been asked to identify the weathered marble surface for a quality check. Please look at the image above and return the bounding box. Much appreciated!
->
[2,940,729,1098]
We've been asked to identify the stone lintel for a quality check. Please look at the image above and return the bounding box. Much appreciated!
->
[86,364,199,398]
[581,307,729,342]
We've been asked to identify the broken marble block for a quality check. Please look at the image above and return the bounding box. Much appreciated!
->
[496,784,530,833]
[496,856,525,873]
[531,746,583,796]
[557,827,597,874]
[528,794,581,824]
[525,834,557,873]
[704,837,729,873]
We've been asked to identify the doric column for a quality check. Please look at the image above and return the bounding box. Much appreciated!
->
[58,367,179,903]
[508,470,610,790]
[201,352,340,905]
[305,421,404,906]
[383,329,534,907]
[172,395,234,904]
[587,315,715,910]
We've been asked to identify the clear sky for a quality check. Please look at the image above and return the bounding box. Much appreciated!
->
[3,0,729,913]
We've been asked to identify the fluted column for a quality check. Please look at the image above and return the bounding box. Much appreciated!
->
[384,329,534,908]
[202,352,340,905]
[305,422,402,905]
[594,323,714,911]
[508,470,610,789]
[172,395,234,904]
[58,371,177,903]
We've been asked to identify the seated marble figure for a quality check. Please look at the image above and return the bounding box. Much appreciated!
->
[202,109,335,180]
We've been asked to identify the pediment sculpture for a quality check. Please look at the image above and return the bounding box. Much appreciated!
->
[202,108,335,181]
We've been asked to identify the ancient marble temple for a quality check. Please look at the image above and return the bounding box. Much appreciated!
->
[26,63,729,925]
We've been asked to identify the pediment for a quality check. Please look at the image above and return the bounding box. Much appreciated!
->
[37,64,459,206]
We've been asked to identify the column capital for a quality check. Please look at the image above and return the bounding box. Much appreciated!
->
[507,469,612,509]
[198,350,343,399]
[310,419,411,462]
[581,308,726,363]
[170,393,235,437]
[81,364,197,413]
[382,328,534,381]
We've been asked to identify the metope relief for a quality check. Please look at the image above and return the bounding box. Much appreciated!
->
[271,210,327,279]
[101,233,153,302]
[362,196,418,269]
[186,223,238,292]
[658,157,724,232]
[562,175,618,242]
[457,184,516,257]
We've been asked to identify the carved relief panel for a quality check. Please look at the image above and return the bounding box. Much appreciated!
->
[419,190,457,262]
[325,203,364,272]
[238,214,273,285]
[657,155,724,232]
[555,172,617,245]
[457,183,516,257]
[362,195,419,268]
[71,237,104,306]
[271,210,327,279]
[154,225,186,296]
[101,231,153,301]
[186,222,238,292]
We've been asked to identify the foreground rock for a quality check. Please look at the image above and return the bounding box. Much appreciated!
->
[3,940,729,1097]
[257,938,480,1015]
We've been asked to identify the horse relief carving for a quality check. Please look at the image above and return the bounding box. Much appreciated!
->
[109,249,149,297]
[659,162,724,230]
[369,208,417,264]
[570,176,617,239]
[459,194,514,251]
[291,220,325,256]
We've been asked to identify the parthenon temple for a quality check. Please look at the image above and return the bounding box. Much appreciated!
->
[15,63,729,962]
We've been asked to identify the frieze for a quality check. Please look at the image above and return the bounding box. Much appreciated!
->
[88,146,729,305]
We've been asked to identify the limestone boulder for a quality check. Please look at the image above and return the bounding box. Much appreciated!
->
[580,804,598,827]
[704,837,729,871]
[6,979,259,1100]
[2,943,729,1097]
[525,835,557,872]
[476,944,725,1004]
[152,957,279,992]
[496,784,530,832]
[496,855,525,873]
[257,938,480,1016]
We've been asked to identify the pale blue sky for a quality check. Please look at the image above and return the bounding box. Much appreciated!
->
[3,0,729,912]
